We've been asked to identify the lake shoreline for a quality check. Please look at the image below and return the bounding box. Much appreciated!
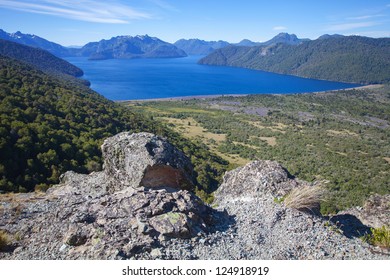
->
[116,84,379,103]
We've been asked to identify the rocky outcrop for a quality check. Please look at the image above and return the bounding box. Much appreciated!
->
[0,132,208,259]
[101,132,195,193]
[0,132,388,260]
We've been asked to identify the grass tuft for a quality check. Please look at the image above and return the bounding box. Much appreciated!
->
[284,185,326,213]
[0,230,10,251]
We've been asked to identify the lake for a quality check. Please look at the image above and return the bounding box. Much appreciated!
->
[66,56,360,100]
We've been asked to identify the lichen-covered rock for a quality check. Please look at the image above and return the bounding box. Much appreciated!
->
[149,212,191,238]
[215,160,299,205]
[101,132,195,193]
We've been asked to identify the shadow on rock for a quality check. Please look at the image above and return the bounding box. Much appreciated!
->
[329,214,371,239]
[207,208,236,234]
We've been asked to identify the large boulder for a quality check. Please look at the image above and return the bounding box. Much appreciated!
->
[215,160,299,205]
[102,132,195,193]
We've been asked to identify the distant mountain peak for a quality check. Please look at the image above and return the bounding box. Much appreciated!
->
[0,29,72,57]
[174,38,230,55]
[262,32,304,45]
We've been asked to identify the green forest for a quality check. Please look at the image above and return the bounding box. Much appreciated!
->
[0,55,228,196]
[199,36,390,84]
[130,86,390,213]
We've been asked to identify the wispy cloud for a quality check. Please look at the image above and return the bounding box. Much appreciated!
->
[148,0,180,13]
[326,21,381,32]
[347,14,385,20]
[0,0,152,23]
[273,26,287,31]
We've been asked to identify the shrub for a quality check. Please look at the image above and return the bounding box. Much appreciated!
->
[364,226,390,249]
[284,185,326,213]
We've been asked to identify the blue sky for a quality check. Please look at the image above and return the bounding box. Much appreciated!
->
[0,0,389,46]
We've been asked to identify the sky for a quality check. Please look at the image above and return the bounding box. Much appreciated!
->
[0,0,389,46]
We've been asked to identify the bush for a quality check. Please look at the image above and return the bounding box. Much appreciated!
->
[364,226,390,249]
[284,185,326,213]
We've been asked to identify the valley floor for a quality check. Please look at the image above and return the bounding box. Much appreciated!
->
[127,85,390,213]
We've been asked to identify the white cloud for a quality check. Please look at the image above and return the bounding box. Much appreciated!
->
[273,26,287,31]
[326,21,381,32]
[0,0,152,23]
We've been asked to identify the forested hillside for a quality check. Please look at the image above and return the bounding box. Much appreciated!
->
[0,56,228,194]
[0,39,83,77]
[199,36,390,84]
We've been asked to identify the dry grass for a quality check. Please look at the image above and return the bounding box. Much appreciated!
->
[327,129,359,137]
[259,137,277,146]
[246,120,286,134]
[0,230,10,251]
[284,185,326,213]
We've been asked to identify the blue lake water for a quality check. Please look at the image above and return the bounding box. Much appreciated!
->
[66,56,360,100]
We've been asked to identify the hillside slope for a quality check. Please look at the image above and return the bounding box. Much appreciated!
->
[199,36,390,84]
[0,39,83,77]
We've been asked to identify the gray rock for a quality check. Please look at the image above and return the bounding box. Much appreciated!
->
[335,194,390,229]
[101,132,195,193]
[149,212,190,238]
[215,160,298,205]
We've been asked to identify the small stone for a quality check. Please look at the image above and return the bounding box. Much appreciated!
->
[150,248,162,258]
[59,244,68,252]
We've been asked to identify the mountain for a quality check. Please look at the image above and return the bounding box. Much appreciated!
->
[79,35,187,60]
[260,32,309,45]
[199,35,390,84]
[235,39,261,47]
[174,39,230,55]
[235,33,309,47]
[0,39,83,78]
[0,29,74,57]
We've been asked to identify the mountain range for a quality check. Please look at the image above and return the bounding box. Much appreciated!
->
[0,30,187,60]
[0,29,313,58]
[1,28,390,84]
